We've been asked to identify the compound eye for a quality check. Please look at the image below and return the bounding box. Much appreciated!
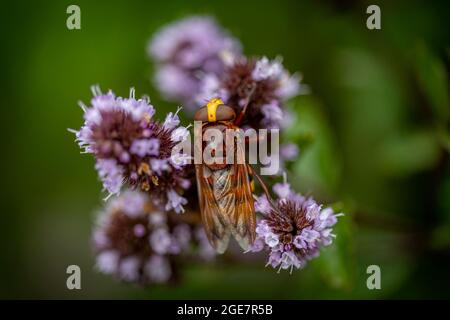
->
[194,107,208,122]
[216,105,236,121]
[193,102,236,122]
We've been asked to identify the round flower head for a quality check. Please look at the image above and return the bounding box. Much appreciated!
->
[149,16,241,109]
[93,191,215,285]
[72,86,191,213]
[197,56,305,130]
[250,182,342,273]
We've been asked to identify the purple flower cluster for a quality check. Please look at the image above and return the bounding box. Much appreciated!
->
[196,56,305,130]
[69,16,341,285]
[93,191,215,285]
[250,182,342,273]
[73,86,191,213]
[148,16,241,110]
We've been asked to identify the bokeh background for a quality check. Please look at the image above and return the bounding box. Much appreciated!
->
[1,0,449,299]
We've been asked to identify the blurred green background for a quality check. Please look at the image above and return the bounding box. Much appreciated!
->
[1,0,449,299]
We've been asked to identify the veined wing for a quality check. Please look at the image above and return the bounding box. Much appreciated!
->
[195,164,231,254]
[229,134,256,250]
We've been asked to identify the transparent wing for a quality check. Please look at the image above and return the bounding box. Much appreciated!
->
[195,164,231,254]
[229,137,256,250]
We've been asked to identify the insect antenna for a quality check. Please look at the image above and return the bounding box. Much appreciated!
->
[234,83,256,126]
[248,165,282,215]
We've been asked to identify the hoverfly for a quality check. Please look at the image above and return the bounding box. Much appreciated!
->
[194,98,257,253]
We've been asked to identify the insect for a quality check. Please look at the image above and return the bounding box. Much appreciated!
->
[194,98,256,253]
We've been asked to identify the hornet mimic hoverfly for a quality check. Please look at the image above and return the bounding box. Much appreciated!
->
[194,98,257,253]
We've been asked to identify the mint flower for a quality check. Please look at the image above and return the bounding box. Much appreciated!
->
[250,183,342,273]
[71,86,191,213]
[149,16,241,110]
[197,56,305,130]
[93,191,215,285]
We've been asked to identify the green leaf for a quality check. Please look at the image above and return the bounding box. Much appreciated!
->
[377,129,441,176]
